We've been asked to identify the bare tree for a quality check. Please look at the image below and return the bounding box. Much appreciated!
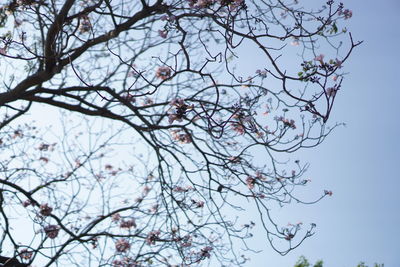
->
[0,0,360,266]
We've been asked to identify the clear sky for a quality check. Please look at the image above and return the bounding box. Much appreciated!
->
[249,0,400,266]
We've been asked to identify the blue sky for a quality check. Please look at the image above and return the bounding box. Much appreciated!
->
[249,1,400,266]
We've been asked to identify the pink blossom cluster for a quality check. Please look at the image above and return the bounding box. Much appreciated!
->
[246,176,256,189]
[191,199,205,208]
[0,47,7,55]
[173,185,193,192]
[326,87,337,97]
[168,98,193,124]
[255,131,264,139]
[146,230,161,245]
[158,30,168,39]
[187,0,244,11]
[112,257,139,267]
[22,199,33,207]
[200,246,213,259]
[38,143,55,151]
[155,66,171,80]
[79,15,91,33]
[187,0,214,8]
[44,225,60,239]
[230,122,245,135]
[228,156,240,163]
[284,233,294,241]
[314,54,324,63]
[339,9,353,19]
[275,116,296,129]
[324,190,333,196]
[255,192,265,199]
[255,171,267,181]
[226,0,244,11]
[335,58,343,68]
[149,204,158,213]
[179,235,192,248]
[111,213,121,222]
[291,37,300,46]
[170,130,192,144]
[115,238,131,252]
[256,69,268,78]
[39,203,53,216]
[120,219,137,229]
[160,15,176,22]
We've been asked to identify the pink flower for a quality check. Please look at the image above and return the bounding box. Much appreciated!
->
[146,230,160,245]
[168,98,193,124]
[173,186,191,192]
[170,130,192,144]
[155,66,171,80]
[256,69,268,78]
[335,58,343,68]
[105,164,113,170]
[256,193,265,199]
[111,213,121,222]
[291,38,300,46]
[120,218,137,229]
[228,156,240,163]
[158,30,168,39]
[150,204,158,213]
[231,122,245,135]
[324,190,333,196]
[246,176,256,189]
[314,54,324,63]
[228,0,244,11]
[326,87,337,97]
[0,47,6,55]
[196,201,205,208]
[115,238,131,252]
[38,143,50,151]
[113,257,138,267]
[79,15,91,33]
[339,9,353,19]
[256,131,264,138]
[40,203,53,216]
[168,114,182,124]
[22,200,32,207]
[44,225,60,239]
[200,246,213,258]
[285,233,294,241]
[142,186,151,195]
[195,0,210,8]
[276,116,296,129]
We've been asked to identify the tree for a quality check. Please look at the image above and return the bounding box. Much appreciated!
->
[294,256,323,267]
[0,0,360,266]
[294,256,384,267]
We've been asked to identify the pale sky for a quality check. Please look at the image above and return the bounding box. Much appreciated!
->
[249,1,400,266]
